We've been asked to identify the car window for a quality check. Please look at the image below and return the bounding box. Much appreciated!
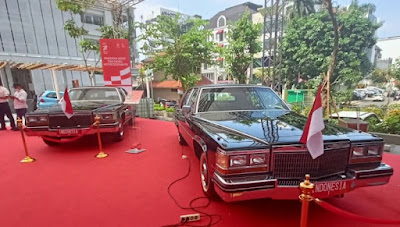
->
[117,88,126,101]
[69,88,121,101]
[46,92,57,99]
[180,89,192,108]
[188,88,199,109]
[197,87,288,112]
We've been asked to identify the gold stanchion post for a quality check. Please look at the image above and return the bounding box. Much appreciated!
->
[94,116,108,158]
[299,174,314,227]
[18,118,35,163]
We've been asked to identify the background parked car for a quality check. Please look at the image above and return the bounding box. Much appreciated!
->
[353,90,366,100]
[159,99,177,108]
[37,91,64,109]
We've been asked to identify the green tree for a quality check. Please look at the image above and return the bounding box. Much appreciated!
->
[223,11,262,84]
[56,0,131,85]
[281,4,380,88]
[139,14,215,91]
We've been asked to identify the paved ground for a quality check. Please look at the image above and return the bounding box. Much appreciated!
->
[351,97,400,107]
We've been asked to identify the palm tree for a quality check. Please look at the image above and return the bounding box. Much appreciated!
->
[286,0,316,19]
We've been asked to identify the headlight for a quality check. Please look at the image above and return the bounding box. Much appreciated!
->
[38,116,48,122]
[250,154,266,165]
[352,146,366,157]
[27,117,38,123]
[230,155,247,167]
[99,113,117,121]
[367,146,380,156]
[216,148,269,174]
[350,144,383,164]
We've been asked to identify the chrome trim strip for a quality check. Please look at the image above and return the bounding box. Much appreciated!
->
[214,173,276,186]
[358,172,393,178]
[192,116,269,146]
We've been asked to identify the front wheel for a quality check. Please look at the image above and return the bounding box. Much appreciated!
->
[200,153,217,199]
[113,122,124,142]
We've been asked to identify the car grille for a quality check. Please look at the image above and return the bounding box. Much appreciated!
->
[272,148,349,180]
[49,114,93,129]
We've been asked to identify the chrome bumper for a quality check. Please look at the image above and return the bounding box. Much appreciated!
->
[24,122,120,137]
[213,163,393,202]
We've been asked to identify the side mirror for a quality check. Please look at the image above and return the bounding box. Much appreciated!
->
[182,105,191,114]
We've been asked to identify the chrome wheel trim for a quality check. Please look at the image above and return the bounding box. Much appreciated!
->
[201,158,209,191]
[119,123,124,137]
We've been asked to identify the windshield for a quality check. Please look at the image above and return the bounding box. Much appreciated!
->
[197,87,289,112]
[69,88,121,102]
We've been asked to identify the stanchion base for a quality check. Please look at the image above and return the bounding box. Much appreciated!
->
[96,152,108,158]
[20,156,36,163]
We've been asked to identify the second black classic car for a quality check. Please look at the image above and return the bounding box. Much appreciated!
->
[25,86,133,145]
[174,85,393,202]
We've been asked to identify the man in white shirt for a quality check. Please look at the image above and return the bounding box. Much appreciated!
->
[0,82,17,130]
[10,84,28,122]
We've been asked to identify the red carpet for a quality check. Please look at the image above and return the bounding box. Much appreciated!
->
[0,118,399,227]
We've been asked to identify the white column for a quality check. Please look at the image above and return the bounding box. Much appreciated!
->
[145,77,150,98]
[51,70,61,100]
[62,69,68,88]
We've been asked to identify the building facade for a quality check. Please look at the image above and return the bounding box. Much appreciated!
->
[0,0,135,110]
[201,2,261,84]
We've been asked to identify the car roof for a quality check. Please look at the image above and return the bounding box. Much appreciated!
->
[192,84,270,89]
[69,86,119,90]
[330,111,376,119]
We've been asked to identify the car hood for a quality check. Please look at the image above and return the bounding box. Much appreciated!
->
[30,101,121,114]
[195,110,381,149]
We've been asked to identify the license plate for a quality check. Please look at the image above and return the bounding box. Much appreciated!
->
[59,129,79,135]
[313,180,348,194]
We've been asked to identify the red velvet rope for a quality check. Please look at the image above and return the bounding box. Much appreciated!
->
[24,125,95,144]
[315,199,400,225]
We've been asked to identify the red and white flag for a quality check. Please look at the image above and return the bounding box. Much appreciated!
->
[59,88,74,119]
[300,85,325,159]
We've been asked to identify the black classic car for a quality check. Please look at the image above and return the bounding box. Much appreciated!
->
[25,86,133,145]
[174,85,393,202]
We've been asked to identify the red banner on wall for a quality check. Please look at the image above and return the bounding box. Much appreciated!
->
[99,39,132,92]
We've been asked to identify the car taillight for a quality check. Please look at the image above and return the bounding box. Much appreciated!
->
[350,143,383,164]
[216,148,268,174]
[40,98,45,103]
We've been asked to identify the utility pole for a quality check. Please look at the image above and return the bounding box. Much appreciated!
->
[261,0,267,85]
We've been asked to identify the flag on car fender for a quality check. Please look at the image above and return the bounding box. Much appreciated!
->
[59,88,74,119]
[300,85,325,159]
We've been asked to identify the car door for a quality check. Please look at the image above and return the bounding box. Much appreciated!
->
[177,88,199,149]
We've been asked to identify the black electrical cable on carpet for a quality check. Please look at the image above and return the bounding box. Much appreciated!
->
[161,145,222,227]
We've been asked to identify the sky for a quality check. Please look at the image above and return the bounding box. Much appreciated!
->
[134,0,400,38]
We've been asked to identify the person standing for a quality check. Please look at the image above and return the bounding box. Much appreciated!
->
[0,82,17,130]
[10,84,28,122]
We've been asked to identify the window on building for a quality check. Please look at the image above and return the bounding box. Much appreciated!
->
[171,89,178,92]
[81,13,104,26]
[204,63,208,70]
[217,16,226,27]
[219,33,224,42]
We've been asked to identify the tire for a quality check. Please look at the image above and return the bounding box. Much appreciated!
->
[178,132,187,145]
[113,122,124,142]
[42,137,60,146]
[200,153,217,199]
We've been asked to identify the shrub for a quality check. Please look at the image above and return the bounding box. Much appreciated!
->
[154,104,165,111]
[165,107,175,113]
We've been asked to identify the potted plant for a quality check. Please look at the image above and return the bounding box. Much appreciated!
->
[166,107,175,118]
